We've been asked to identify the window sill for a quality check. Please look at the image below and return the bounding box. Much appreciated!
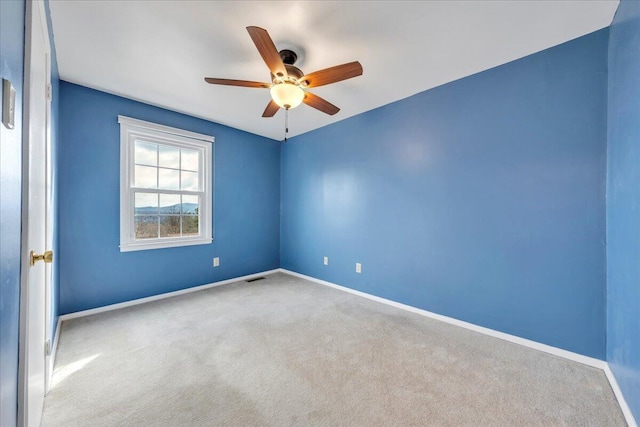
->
[120,237,212,252]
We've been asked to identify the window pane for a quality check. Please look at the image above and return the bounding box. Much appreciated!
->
[135,216,158,239]
[135,141,157,166]
[160,216,181,237]
[159,194,181,214]
[159,145,180,169]
[181,149,199,172]
[135,192,158,215]
[182,195,199,214]
[158,168,179,190]
[135,165,157,189]
[181,171,199,191]
[182,215,199,235]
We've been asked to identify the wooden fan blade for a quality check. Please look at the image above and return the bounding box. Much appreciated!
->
[204,78,270,88]
[303,92,340,115]
[300,61,363,88]
[246,26,287,78]
[262,99,280,117]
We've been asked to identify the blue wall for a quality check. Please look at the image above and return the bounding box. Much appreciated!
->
[607,0,640,420]
[58,82,280,314]
[0,0,25,424]
[281,30,609,359]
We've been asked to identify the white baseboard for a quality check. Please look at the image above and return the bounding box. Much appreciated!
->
[604,364,638,427]
[279,269,606,369]
[58,269,280,321]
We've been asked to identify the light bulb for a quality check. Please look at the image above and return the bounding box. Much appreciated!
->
[270,82,304,109]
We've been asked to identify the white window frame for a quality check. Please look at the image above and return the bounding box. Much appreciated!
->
[119,115,213,252]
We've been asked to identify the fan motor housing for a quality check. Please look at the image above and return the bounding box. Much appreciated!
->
[284,64,303,80]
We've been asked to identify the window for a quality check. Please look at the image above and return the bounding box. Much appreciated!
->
[119,116,213,252]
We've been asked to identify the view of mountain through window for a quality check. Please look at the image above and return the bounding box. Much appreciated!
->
[133,141,201,239]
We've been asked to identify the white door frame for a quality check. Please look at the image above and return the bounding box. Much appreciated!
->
[18,0,53,425]
[43,13,54,395]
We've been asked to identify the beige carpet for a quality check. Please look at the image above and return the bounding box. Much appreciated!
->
[42,272,626,426]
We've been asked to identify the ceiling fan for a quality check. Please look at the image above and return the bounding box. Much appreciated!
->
[204,26,363,118]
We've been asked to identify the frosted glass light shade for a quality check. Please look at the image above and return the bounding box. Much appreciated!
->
[270,83,304,109]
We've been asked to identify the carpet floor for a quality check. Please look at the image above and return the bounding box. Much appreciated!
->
[42,272,626,426]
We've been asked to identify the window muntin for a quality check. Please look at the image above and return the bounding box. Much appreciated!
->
[119,116,212,252]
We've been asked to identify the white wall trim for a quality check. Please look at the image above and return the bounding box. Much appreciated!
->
[59,269,279,321]
[118,116,213,253]
[117,115,214,142]
[279,269,606,369]
[604,364,638,427]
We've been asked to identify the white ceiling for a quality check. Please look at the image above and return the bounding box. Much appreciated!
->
[49,1,618,141]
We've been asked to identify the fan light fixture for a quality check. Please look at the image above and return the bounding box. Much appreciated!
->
[270,82,304,110]
[204,26,363,141]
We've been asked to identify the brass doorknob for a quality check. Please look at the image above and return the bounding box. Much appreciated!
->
[30,250,53,266]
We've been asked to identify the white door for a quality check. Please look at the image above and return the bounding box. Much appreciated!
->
[19,0,52,426]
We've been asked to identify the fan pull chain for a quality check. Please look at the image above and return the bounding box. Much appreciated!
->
[284,108,289,142]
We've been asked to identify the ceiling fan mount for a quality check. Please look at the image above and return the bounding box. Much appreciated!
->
[279,49,298,65]
[204,26,363,117]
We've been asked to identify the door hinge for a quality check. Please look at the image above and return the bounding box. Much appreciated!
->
[46,83,52,101]
[45,339,51,356]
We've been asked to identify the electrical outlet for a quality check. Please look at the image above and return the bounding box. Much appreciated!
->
[213,257,220,267]
[323,256,329,265]
[356,263,362,273]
